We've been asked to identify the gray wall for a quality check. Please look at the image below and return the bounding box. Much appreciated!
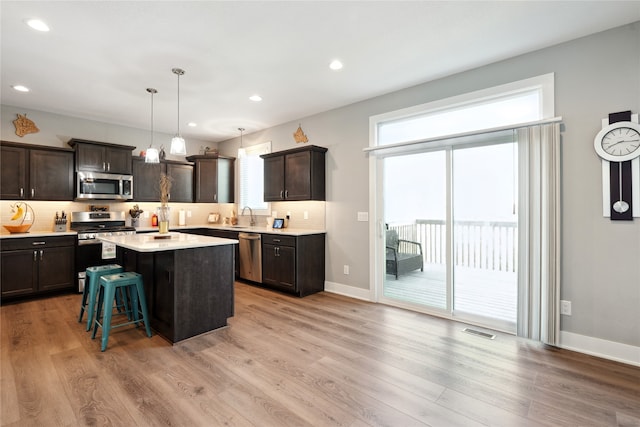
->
[2,23,638,355]
[0,106,216,159]
[218,23,640,350]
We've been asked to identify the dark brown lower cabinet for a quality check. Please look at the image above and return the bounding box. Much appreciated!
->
[0,236,75,301]
[261,233,325,297]
[120,244,235,343]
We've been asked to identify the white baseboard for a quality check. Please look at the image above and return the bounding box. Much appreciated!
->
[559,331,640,367]
[324,281,373,301]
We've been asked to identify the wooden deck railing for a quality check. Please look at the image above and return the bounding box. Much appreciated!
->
[389,219,517,273]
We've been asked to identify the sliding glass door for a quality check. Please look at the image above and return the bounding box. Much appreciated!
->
[382,151,448,311]
[380,141,518,332]
[451,143,518,331]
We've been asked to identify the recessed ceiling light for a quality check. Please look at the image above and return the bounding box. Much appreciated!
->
[12,85,30,92]
[25,19,50,32]
[249,94,262,102]
[329,59,343,71]
[187,122,197,127]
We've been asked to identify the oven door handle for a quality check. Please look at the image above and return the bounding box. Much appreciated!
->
[77,239,102,246]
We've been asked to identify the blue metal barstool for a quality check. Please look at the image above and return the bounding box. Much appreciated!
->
[92,272,152,351]
[78,264,124,332]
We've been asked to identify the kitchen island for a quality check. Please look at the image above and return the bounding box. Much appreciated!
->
[99,232,238,343]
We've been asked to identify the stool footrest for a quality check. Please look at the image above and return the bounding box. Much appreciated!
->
[92,270,152,351]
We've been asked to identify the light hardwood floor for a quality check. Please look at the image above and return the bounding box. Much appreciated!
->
[2,282,639,426]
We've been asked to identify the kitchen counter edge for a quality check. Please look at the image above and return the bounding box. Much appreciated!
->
[0,230,77,239]
[135,225,326,236]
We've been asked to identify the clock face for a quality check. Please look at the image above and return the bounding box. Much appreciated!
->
[594,121,640,162]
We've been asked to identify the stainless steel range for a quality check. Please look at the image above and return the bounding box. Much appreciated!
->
[71,211,136,244]
[71,210,136,291]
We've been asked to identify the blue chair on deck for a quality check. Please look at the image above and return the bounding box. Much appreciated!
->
[386,229,424,279]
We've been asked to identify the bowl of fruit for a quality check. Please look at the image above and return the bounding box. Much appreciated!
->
[4,202,35,233]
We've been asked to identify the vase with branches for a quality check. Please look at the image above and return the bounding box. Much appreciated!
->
[157,173,172,233]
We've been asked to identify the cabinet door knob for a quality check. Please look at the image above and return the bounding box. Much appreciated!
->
[103,162,106,171]
[285,190,288,198]
[33,251,37,261]
[31,188,35,198]
[20,188,24,198]
[40,250,43,261]
[107,162,111,172]
[280,190,284,199]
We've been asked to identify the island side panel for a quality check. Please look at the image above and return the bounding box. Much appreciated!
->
[173,245,235,342]
[121,248,176,342]
[120,243,236,344]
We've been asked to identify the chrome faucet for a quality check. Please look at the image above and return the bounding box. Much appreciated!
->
[241,206,256,226]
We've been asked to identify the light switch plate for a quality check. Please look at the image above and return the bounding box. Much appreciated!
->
[357,212,368,222]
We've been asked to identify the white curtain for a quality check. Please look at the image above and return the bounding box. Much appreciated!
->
[517,123,561,345]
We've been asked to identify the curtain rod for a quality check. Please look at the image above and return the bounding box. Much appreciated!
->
[363,116,563,153]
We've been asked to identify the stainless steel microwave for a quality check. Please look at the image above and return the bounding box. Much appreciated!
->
[76,171,133,200]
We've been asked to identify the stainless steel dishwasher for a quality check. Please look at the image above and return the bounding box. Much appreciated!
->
[238,232,262,282]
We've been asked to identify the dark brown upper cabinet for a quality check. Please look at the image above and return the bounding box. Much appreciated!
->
[186,155,235,203]
[260,145,327,202]
[1,142,74,201]
[68,139,135,175]
[132,157,193,203]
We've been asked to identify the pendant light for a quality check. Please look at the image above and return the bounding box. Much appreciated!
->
[170,67,187,155]
[238,127,246,158]
[145,88,160,163]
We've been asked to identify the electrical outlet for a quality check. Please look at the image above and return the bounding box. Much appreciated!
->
[560,300,572,315]
[143,211,149,218]
[343,265,350,275]
[304,211,309,220]
[272,211,277,218]
[187,210,192,218]
[286,211,291,217]
[24,211,33,221]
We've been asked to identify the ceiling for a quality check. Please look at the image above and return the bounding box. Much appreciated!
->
[2,1,639,143]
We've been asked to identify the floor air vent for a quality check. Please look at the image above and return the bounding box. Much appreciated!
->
[462,328,496,340]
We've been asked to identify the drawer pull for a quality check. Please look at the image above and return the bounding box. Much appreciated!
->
[31,188,35,198]
[20,188,24,198]
[273,238,281,243]
[32,241,46,246]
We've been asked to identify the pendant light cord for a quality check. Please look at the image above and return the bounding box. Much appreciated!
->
[150,90,154,148]
[146,88,157,148]
[172,68,185,137]
[176,72,180,135]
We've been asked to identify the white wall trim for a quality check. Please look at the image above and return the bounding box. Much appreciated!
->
[324,281,374,302]
[560,331,640,367]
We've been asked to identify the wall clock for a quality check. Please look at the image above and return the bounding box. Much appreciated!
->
[594,111,640,220]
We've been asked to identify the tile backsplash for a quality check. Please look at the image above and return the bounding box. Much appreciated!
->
[1,200,326,232]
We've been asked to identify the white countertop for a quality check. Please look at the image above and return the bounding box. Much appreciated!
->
[135,224,326,236]
[0,230,76,239]
[99,232,238,252]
